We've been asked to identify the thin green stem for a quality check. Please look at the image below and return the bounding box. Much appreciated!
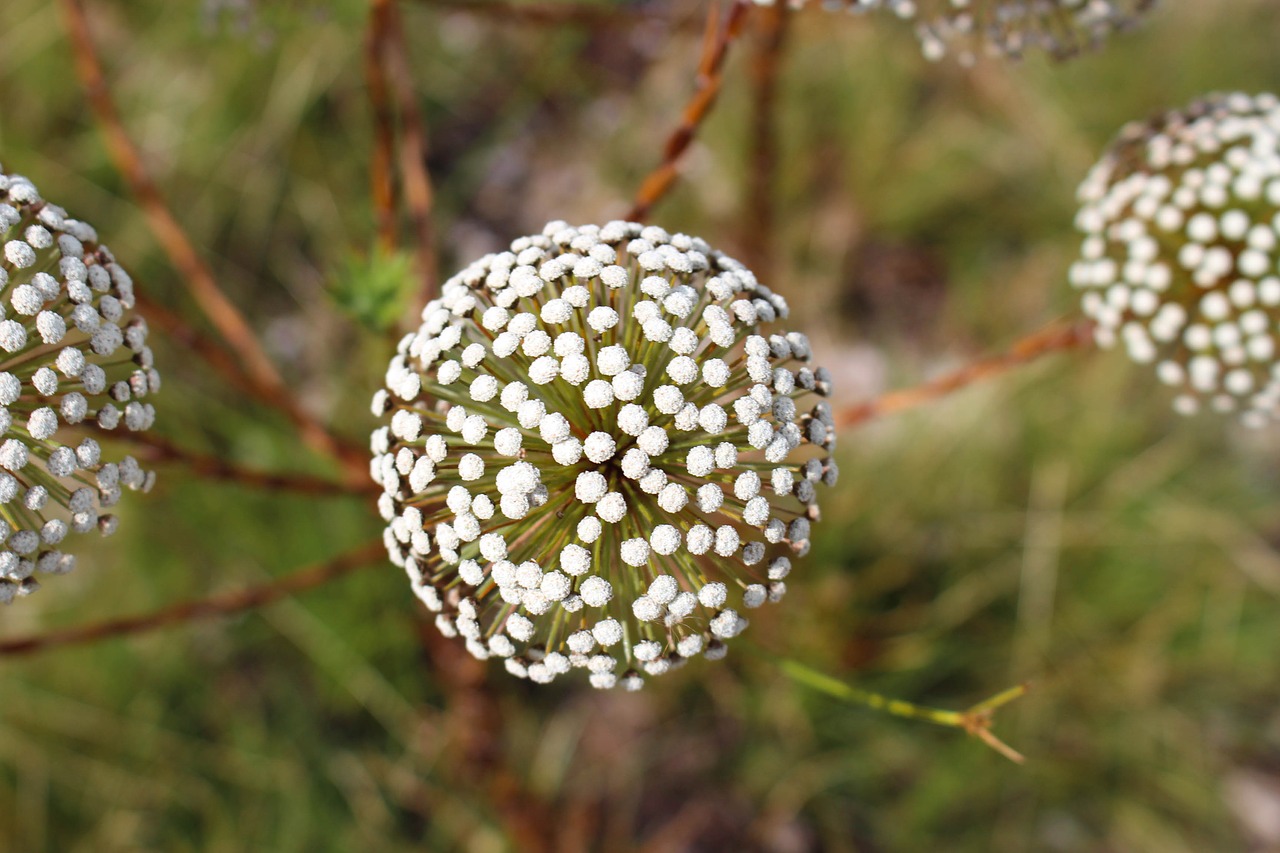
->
[775,657,1029,764]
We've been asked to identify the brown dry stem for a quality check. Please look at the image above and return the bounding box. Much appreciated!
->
[0,541,386,658]
[366,0,401,254]
[367,0,439,313]
[102,430,376,496]
[958,683,1031,764]
[384,2,440,312]
[836,318,1095,430]
[627,0,753,223]
[420,0,666,28]
[742,0,790,276]
[58,0,365,478]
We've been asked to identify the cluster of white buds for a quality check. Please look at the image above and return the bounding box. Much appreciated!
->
[0,166,158,605]
[753,0,1155,64]
[371,221,836,689]
[1073,93,1280,427]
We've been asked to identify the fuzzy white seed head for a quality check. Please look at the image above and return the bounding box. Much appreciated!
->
[1076,93,1280,426]
[372,221,833,686]
[0,169,157,606]
[580,577,612,608]
[813,0,1153,64]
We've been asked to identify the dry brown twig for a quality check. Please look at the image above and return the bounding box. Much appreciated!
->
[742,0,790,276]
[366,0,401,254]
[0,541,387,658]
[57,0,366,478]
[420,0,668,28]
[132,292,372,482]
[132,291,265,403]
[627,0,754,223]
[102,430,376,496]
[134,292,373,489]
[383,2,440,311]
[836,318,1095,429]
[417,625,556,852]
[367,0,439,312]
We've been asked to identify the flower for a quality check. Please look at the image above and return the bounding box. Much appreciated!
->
[0,165,158,605]
[371,221,837,689]
[1072,92,1280,426]
[762,0,1156,64]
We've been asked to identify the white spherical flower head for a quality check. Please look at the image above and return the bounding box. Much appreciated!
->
[1073,92,1280,427]
[779,0,1154,64]
[0,167,158,606]
[371,221,835,688]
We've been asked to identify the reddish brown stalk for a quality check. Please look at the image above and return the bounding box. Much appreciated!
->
[418,0,661,28]
[103,430,377,496]
[366,0,438,313]
[0,541,387,658]
[133,292,262,402]
[418,626,555,852]
[134,292,369,470]
[367,0,400,254]
[742,0,789,277]
[57,0,365,478]
[383,1,440,312]
[836,319,1095,429]
[626,0,754,223]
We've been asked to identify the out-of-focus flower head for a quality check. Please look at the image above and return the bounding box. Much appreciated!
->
[755,0,1156,64]
[0,165,158,604]
[1073,93,1280,426]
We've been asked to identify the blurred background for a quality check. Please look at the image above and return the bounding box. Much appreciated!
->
[2,0,1280,849]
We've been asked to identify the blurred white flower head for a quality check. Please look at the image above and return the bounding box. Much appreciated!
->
[1073,92,1280,426]
[0,166,158,605]
[755,0,1156,64]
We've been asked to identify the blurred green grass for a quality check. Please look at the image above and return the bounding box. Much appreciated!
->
[3,0,1280,850]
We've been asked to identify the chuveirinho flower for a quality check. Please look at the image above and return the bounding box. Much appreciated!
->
[371,221,836,689]
[0,165,158,604]
[761,0,1156,64]
[1073,92,1280,426]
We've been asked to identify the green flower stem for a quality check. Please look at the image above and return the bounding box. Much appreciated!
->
[774,656,1028,764]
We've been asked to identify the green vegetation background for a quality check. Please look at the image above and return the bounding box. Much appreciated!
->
[3,0,1280,850]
